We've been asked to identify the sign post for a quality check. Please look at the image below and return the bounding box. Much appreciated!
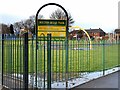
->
[35,3,69,89]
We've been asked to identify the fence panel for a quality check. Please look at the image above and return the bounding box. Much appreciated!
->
[1,34,119,89]
[2,35,24,89]
[2,34,36,89]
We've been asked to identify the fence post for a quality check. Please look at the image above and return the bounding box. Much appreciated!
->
[2,34,4,86]
[102,40,105,75]
[65,37,68,89]
[23,33,28,90]
[47,34,51,90]
[118,40,120,67]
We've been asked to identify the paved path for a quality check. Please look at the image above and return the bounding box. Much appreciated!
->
[1,75,32,90]
[1,71,120,90]
[71,71,120,90]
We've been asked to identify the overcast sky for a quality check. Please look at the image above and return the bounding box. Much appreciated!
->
[0,0,119,32]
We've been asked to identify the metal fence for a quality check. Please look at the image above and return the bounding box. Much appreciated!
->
[1,33,119,89]
[1,34,29,89]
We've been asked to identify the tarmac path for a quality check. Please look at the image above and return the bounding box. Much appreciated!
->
[71,71,120,90]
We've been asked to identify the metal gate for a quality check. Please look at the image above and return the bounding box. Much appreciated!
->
[1,33,33,89]
[1,32,69,90]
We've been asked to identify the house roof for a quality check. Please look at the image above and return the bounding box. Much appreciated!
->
[69,30,79,34]
[114,29,120,33]
[85,28,106,33]
[69,28,106,34]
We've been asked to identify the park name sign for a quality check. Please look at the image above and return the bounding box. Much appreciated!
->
[38,19,66,37]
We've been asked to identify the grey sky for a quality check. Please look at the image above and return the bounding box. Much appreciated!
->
[0,0,119,32]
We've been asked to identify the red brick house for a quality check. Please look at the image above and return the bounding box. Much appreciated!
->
[85,28,106,37]
[69,28,106,39]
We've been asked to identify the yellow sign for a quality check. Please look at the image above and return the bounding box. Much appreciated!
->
[37,19,66,37]
[38,32,66,37]
[38,26,66,31]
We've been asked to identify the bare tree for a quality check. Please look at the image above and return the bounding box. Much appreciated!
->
[26,15,43,34]
[13,14,44,35]
[50,9,75,26]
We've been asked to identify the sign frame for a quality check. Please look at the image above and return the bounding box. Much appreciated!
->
[35,3,69,89]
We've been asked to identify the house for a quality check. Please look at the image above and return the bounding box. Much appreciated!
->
[69,28,106,40]
[0,23,10,34]
[114,29,120,40]
[85,28,106,37]
[69,30,79,38]
[19,28,33,38]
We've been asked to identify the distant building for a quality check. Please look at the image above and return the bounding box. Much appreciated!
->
[69,30,78,36]
[19,28,33,38]
[114,29,120,40]
[69,28,106,40]
[0,24,10,34]
[85,28,106,37]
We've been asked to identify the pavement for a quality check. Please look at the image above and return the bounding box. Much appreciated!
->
[0,85,3,90]
[1,75,33,90]
[70,70,120,90]
[1,71,120,90]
